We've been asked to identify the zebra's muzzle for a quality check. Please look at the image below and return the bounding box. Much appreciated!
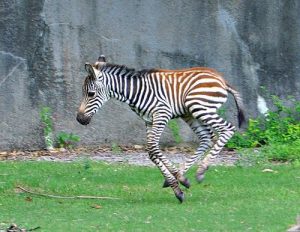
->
[76,113,91,125]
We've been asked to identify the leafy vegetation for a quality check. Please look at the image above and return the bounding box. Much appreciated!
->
[0,161,300,231]
[227,94,300,162]
[40,107,80,149]
[56,132,80,149]
[40,107,54,150]
[168,119,182,143]
[111,142,122,154]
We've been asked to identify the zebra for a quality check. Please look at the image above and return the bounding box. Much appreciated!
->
[77,55,245,202]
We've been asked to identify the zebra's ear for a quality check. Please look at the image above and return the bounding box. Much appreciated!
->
[85,63,96,79]
[98,55,106,62]
[93,55,106,70]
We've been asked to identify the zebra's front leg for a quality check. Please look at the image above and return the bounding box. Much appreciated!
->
[146,122,190,189]
[148,147,184,202]
[147,113,187,202]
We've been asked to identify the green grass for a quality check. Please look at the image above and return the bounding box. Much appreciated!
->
[0,161,300,231]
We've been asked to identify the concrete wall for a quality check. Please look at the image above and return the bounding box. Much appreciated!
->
[0,0,299,150]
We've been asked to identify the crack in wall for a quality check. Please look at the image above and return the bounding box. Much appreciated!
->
[0,51,26,87]
[0,51,26,62]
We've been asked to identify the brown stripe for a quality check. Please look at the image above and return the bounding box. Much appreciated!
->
[192,82,224,89]
[187,91,227,98]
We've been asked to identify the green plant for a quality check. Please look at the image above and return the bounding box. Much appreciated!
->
[40,107,54,150]
[227,119,265,148]
[56,132,80,149]
[111,142,122,154]
[168,119,182,143]
[227,95,300,148]
[259,140,300,162]
[40,106,80,150]
[217,107,227,119]
[227,94,300,161]
[83,158,91,171]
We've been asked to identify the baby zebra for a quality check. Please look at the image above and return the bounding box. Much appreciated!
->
[77,56,245,202]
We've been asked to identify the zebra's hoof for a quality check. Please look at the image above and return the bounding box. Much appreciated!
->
[175,191,185,203]
[196,173,205,183]
[179,177,191,189]
[162,179,170,188]
[163,177,191,189]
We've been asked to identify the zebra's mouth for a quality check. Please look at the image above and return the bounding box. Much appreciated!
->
[76,113,91,125]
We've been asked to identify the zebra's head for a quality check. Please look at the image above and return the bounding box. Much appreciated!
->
[76,56,110,125]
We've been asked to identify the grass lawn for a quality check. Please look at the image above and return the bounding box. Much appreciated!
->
[0,161,299,231]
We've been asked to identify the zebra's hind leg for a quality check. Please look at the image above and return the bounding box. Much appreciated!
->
[194,111,235,182]
[147,112,187,202]
[181,116,214,177]
[162,116,213,188]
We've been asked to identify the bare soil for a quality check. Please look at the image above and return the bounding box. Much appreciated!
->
[0,145,238,166]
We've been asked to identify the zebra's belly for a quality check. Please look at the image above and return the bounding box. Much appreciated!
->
[130,106,153,123]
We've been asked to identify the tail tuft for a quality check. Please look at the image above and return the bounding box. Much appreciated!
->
[226,83,246,128]
[238,108,246,128]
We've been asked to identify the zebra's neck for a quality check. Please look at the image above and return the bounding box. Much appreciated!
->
[103,64,145,105]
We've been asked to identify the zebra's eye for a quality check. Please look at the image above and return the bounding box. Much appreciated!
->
[87,91,96,98]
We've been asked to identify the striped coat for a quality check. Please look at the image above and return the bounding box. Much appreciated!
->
[77,56,245,202]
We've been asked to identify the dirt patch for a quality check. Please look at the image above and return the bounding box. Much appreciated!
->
[0,145,239,166]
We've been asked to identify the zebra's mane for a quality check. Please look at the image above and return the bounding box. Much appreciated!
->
[101,63,155,77]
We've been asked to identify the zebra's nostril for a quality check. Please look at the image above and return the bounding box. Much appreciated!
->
[76,113,90,125]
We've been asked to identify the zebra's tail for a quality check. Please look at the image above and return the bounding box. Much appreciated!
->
[226,83,246,128]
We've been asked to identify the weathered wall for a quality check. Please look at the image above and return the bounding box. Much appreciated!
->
[0,0,299,150]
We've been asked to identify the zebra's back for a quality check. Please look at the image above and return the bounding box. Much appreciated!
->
[145,67,229,116]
